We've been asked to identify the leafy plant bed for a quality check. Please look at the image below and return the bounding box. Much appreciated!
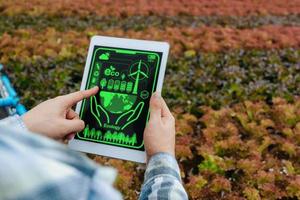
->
[1,0,300,17]
[183,97,300,199]
[1,26,300,60]
[4,49,299,111]
[0,1,299,199]
[0,14,299,34]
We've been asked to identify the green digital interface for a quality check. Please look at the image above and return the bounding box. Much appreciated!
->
[75,46,162,151]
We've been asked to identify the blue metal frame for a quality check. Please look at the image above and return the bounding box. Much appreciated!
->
[0,64,26,116]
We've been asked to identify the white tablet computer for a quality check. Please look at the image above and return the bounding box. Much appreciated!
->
[69,36,169,163]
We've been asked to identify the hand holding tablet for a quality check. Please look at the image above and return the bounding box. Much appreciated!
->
[144,92,176,159]
[69,36,170,163]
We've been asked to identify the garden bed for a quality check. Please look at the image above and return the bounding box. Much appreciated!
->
[0,1,299,199]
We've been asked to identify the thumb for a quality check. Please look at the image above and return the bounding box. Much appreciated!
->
[63,119,85,134]
[149,92,162,123]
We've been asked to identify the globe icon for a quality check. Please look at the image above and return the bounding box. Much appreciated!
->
[100,91,136,114]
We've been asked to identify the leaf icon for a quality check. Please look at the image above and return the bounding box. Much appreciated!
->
[110,65,115,70]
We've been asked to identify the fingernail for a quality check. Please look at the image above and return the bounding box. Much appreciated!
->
[153,92,161,98]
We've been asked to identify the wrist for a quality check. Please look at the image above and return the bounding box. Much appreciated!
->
[21,114,30,129]
[147,150,175,163]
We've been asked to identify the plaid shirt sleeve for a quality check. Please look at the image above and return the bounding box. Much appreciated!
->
[0,116,188,200]
[139,153,188,200]
[0,117,122,200]
[0,115,27,130]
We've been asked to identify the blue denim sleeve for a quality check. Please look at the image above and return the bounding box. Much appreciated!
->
[139,153,188,200]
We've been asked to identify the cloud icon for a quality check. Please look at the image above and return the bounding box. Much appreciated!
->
[99,53,110,60]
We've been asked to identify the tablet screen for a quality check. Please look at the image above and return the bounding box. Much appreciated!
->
[75,46,162,151]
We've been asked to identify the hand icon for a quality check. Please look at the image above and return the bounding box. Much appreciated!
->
[115,102,144,130]
[90,93,144,131]
[90,95,110,127]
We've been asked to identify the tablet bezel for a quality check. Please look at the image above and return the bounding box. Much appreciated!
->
[68,36,169,163]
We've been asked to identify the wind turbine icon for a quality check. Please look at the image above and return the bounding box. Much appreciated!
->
[128,60,149,95]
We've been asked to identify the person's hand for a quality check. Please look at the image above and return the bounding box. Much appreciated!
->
[22,87,99,140]
[144,92,175,160]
